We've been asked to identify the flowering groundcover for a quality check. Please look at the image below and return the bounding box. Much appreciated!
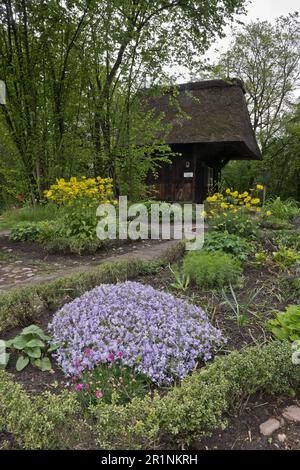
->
[49,281,224,385]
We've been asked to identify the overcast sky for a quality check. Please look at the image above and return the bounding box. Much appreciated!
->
[173,0,299,82]
[212,0,300,54]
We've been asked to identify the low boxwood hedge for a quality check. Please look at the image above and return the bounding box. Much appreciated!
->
[0,370,88,449]
[90,341,300,450]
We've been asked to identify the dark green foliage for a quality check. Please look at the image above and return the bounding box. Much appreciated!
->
[203,231,254,261]
[183,250,242,288]
[10,222,42,241]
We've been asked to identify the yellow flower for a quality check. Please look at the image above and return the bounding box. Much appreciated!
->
[251,198,261,205]
[220,202,229,209]
[256,184,264,190]
[266,210,272,216]
[225,188,231,194]
[256,207,262,213]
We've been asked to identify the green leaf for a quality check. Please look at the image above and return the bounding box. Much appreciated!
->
[24,347,41,358]
[16,356,29,371]
[40,357,52,372]
[11,335,28,350]
[21,325,49,340]
[0,353,10,369]
[26,339,45,348]
[47,343,59,353]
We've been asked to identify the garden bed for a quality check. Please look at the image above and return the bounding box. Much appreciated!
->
[0,194,300,450]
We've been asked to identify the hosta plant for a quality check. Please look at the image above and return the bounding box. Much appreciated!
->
[3,325,58,372]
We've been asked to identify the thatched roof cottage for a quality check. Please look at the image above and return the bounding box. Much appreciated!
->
[146,79,261,202]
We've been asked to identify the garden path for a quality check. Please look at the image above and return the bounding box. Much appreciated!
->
[0,231,179,291]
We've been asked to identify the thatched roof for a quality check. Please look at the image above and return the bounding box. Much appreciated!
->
[145,79,261,161]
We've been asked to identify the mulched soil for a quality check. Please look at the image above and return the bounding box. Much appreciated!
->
[194,393,300,450]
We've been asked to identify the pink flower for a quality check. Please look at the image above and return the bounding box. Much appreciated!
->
[95,390,103,399]
[108,352,115,362]
[84,348,92,357]
[75,383,83,392]
[85,384,89,390]
[118,351,123,359]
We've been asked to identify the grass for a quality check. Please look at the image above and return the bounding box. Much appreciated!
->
[0,204,60,230]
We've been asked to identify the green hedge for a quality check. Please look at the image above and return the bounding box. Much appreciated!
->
[90,341,300,450]
[0,370,88,449]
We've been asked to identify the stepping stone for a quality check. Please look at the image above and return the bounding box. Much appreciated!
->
[282,406,300,422]
[277,433,287,443]
[259,418,281,436]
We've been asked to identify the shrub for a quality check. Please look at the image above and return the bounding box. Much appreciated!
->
[272,245,300,270]
[49,281,223,384]
[209,210,258,238]
[90,341,300,449]
[265,197,300,222]
[10,220,60,243]
[0,370,84,449]
[10,222,42,241]
[276,230,300,251]
[183,250,242,288]
[267,305,300,341]
[203,231,254,262]
[43,235,104,255]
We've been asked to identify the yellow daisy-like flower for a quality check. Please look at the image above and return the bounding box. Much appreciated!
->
[251,198,261,205]
[266,210,272,216]
[256,184,264,190]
